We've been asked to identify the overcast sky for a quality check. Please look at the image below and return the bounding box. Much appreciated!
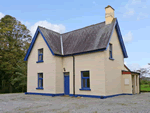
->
[0,0,150,70]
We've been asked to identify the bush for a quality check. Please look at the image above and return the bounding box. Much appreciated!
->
[141,80,149,85]
[148,82,150,87]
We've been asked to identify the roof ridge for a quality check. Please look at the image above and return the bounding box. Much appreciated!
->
[61,21,105,35]
[38,21,105,36]
[38,26,61,35]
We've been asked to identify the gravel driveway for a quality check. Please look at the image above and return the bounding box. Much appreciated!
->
[0,93,150,113]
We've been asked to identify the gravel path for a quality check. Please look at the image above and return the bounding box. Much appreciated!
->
[0,93,150,113]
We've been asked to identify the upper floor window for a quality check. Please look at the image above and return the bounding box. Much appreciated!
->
[37,48,43,63]
[109,43,114,60]
[80,71,91,90]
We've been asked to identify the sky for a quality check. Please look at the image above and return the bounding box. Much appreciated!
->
[0,0,150,71]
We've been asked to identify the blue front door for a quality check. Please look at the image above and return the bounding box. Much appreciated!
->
[64,74,70,95]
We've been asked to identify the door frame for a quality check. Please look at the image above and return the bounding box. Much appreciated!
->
[64,72,70,95]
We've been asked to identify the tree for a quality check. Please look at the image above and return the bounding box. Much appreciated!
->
[136,68,150,78]
[0,15,31,93]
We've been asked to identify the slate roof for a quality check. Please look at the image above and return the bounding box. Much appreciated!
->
[38,18,116,56]
[39,26,62,55]
[24,18,128,61]
[62,19,115,55]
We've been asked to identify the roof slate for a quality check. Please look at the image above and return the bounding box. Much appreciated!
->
[38,18,116,56]
[39,26,62,55]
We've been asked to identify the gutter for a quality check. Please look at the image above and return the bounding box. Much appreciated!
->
[60,35,64,55]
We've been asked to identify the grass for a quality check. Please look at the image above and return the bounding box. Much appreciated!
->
[140,84,150,91]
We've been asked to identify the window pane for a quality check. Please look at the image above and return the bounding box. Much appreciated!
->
[39,49,43,54]
[41,79,43,87]
[39,55,43,61]
[83,79,86,88]
[87,78,90,88]
[39,79,43,87]
[39,73,43,78]
[83,71,89,77]
[39,79,41,87]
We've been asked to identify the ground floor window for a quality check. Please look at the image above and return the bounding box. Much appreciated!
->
[37,73,43,89]
[81,71,90,90]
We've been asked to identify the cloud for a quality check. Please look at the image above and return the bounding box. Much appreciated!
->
[141,64,150,77]
[123,1,135,17]
[1,14,66,37]
[125,62,150,77]
[131,0,142,4]
[21,20,31,28]
[137,12,149,20]
[122,0,148,18]
[123,31,133,43]
[128,63,141,71]
[30,20,66,36]
[123,9,135,17]
[123,3,135,17]
[0,12,4,19]
[93,1,96,5]
[141,64,150,68]
[24,21,30,26]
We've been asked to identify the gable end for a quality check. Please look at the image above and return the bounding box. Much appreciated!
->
[115,19,128,58]
[24,27,55,61]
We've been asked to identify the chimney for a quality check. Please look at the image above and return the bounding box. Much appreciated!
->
[105,5,115,25]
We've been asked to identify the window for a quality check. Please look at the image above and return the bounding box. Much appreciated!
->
[36,73,43,89]
[125,79,129,85]
[80,71,91,90]
[109,43,114,60]
[37,48,43,63]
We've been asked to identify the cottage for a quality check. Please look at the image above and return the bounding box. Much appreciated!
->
[24,5,140,99]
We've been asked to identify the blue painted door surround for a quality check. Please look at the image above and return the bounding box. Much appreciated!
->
[64,73,70,95]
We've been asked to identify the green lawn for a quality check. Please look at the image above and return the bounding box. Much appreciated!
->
[140,84,150,91]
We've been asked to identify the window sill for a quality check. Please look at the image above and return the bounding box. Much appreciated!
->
[79,88,91,91]
[36,60,44,63]
[36,87,44,90]
[109,58,114,60]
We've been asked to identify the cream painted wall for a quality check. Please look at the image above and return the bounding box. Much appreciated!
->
[27,33,57,93]
[62,52,106,96]
[123,66,129,71]
[62,56,73,94]
[104,28,125,95]
[75,52,106,96]
[122,74,132,94]
[55,56,64,93]
[137,75,139,93]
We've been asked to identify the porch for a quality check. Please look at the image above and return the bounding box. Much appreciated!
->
[122,70,140,94]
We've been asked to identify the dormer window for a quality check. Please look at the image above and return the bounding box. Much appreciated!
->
[109,43,114,60]
[37,48,44,63]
